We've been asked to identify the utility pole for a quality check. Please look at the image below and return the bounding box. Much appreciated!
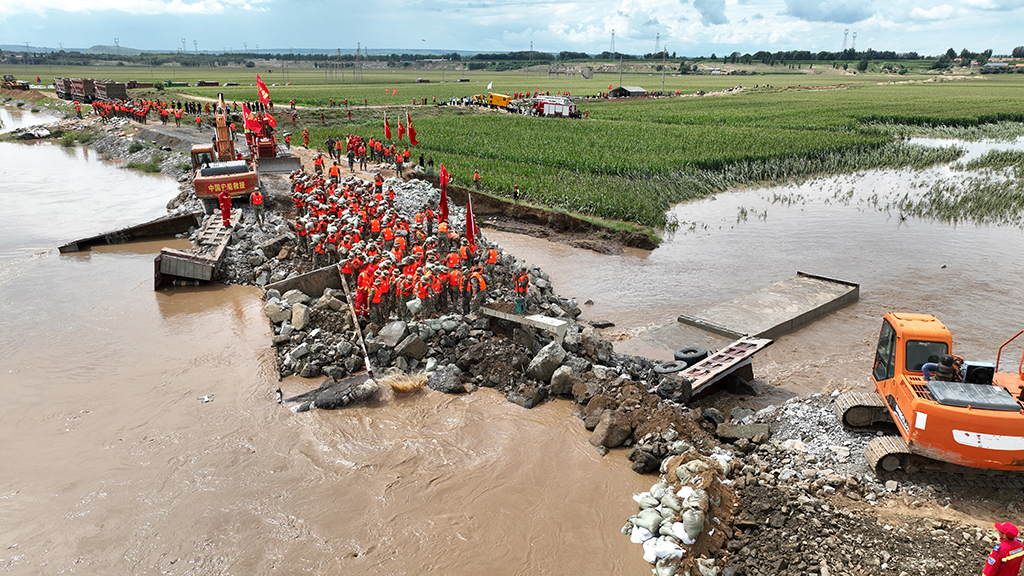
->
[618,55,623,87]
[662,47,666,94]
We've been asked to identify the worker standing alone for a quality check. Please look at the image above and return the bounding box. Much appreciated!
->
[218,188,232,228]
[985,522,1024,576]
[250,187,265,227]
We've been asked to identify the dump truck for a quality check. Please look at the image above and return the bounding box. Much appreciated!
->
[54,78,72,99]
[191,93,259,213]
[94,81,128,101]
[69,78,96,102]
[835,313,1024,475]
[2,75,30,91]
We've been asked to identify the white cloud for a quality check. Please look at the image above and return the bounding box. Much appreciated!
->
[910,4,954,19]
[0,0,269,16]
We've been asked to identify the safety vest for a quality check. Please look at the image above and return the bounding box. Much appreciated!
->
[516,272,529,294]
[381,227,394,242]
[430,275,443,293]
[448,269,461,287]
[473,172,481,182]
[251,191,263,205]
[329,165,340,178]
[473,272,487,291]
[314,156,324,167]
[446,252,460,268]
[486,249,497,264]
[438,222,449,235]
[459,245,471,260]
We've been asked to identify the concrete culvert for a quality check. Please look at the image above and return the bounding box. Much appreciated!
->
[673,346,708,366]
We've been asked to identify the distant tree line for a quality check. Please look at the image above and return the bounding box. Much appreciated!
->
[3,45,1022,70]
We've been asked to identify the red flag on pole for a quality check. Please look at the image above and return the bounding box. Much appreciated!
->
[406,111,418,146]
[466,193,478,247]
[392,88,397,96]
[383,110,392,140]
[243,103,262,134]
[608,83,613,90]
[265,112,276,128]
[397,118,405,141]
[256,74,271,104]
[439,164,449,222]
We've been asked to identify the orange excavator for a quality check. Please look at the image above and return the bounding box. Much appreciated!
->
[836,313,1024,474]
[190,93,259,214]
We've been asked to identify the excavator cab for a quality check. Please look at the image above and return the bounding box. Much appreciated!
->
[841,313,1024,474]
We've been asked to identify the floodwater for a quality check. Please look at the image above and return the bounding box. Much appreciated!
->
[492,145,1024,401]
[0,109,647,575]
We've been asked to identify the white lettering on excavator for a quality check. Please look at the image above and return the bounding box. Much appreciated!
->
[952,430,1024,451]
[915,412,927,430]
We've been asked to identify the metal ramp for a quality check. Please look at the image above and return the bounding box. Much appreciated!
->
[681,336,773,395]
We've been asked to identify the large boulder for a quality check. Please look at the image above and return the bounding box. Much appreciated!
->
[378,320,408,348]
[264,301,291,324]
[716,423,771,443]
[525,341,566,383]
[584,394,618,430]
[589,410,632,448]
[283,289,310,305]
[291,303,311,331]
[395,334,428,360]
[427,365,465,394]
[550,365,581,396]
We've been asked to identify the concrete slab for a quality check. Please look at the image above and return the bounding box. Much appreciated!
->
[480,305,569,344]
[677,272,859,340]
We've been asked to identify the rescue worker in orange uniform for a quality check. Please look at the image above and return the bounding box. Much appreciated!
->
[250,187,265,226]
[314,154,325,175]
[218,188,232,228]
[328,162,341,184]
[302,128,310,148]
[473,170,481,190]
[985,522,1024,576]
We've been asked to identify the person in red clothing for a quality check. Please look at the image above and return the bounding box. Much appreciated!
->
[218,188,232,228]
[985,522,1024,576]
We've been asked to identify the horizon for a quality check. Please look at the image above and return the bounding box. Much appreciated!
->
[1,0,1022,59]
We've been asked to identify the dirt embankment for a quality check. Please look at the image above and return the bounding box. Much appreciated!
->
[415,173,659,253]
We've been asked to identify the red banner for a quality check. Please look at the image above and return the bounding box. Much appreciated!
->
[383,110,392,140]
[265,112,276,128]
[439,164,449,222]
[406,111,418,146]
[243,103,262,134]
[397,118,405,141]
[256,74,270,104]
[465,193,478,247]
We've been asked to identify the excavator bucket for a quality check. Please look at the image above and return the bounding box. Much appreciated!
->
[257,156,302,174]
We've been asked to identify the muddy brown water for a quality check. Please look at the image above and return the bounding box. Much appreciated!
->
[0,117,647,574]
[4,108,1024,574]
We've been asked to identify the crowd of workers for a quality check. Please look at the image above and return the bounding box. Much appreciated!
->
[286,163,528,325]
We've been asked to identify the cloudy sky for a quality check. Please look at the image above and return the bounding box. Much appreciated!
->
[1,0,1021,57]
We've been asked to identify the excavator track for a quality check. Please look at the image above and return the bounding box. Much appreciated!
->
[865,435,1024,488]
[835,393,1024,487]
[833,391,894,429]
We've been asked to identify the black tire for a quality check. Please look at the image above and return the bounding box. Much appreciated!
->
[653,360,688,375]
[674,346,708,366]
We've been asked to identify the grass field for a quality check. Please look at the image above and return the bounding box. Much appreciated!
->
[5,63,1024,230]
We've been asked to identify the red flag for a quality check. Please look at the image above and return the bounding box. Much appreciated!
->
[384,110,392,140]
[392,88,397,96]
[608,83,613,90]
[466,193,478,247]
[265,112,276,128]
[406,111,418,146]
[439,164,449,222]
[256,74,270,104]
[243,103,262,134]
[397,118,405,141]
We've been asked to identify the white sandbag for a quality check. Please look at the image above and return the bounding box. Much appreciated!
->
[630,525,655,544]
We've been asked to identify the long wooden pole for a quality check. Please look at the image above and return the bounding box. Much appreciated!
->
[337,265,374,378]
